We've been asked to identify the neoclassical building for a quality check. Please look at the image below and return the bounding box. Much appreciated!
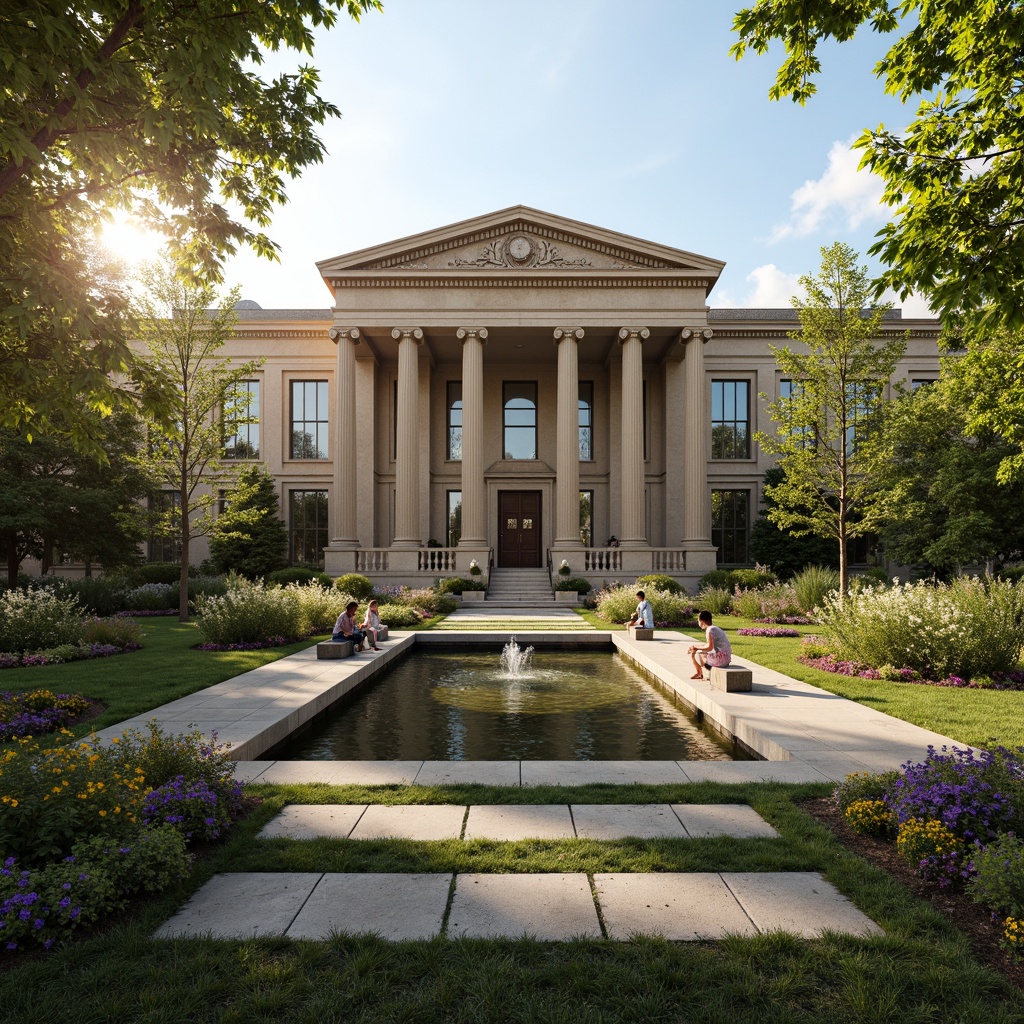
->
[205,206,941,589]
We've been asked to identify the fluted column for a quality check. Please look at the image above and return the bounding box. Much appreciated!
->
[618,327,649,547]
[457,327,488,545]
[554,327,585,547]
[328,327,360,547]
[682,328,714,545]
[392,327,424,548]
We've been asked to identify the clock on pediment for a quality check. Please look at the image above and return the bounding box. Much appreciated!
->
[506,234,533,263]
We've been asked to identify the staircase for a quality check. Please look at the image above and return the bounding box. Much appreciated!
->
[484,567,554,605]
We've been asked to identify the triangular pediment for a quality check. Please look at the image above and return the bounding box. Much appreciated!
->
[316,206,725,276]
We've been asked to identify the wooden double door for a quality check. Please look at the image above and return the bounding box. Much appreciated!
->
[498,491,542,567]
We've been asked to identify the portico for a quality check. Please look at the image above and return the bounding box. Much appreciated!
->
[315,206,725,588]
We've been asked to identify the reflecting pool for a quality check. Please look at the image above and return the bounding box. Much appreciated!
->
[279,648,739,761]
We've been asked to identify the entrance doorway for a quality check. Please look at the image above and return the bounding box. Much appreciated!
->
[498,491,542,567]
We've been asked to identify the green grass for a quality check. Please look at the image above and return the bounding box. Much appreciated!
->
[0,618,324,736]
[3,782,1022,1023]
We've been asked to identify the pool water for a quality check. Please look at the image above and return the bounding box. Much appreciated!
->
[278,648,739,761]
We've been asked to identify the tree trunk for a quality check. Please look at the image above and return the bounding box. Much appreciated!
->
[6,534,20,586]
[179,476,190,622]
[838,520,848,599]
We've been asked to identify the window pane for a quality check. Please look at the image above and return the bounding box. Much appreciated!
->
[578,381,593,461]
[447,381,463,461]
[224,380,260,459]
[289,490,328,567]
[711,380,750,459]
[579,490,593,546]
[447,491,462,547]
[291,380,328,459]
[711,489,750,565]
[503,382,537,460]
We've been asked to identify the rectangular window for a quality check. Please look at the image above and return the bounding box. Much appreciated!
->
[290,380,328,459]
[711,380,750,459]
[223,379,260,459]
[911,378,936,390]
[503,381,537,460]
[447,381,463,461]
[148,491,181,563]
[845,381,880,454]
[711,489,750,565]
[579,489,593,547]
[578,381,593,461]
[289,490,328,567]
[446,490,462,547]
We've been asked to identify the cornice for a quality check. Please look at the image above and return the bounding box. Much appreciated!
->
[231,328,332,340]
[329,274,712,290]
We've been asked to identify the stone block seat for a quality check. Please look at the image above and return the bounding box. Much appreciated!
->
[709,665,753,692]
[628,626,654,641]
[316,640,354,660]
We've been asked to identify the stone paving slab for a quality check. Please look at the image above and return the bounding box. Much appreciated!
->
[672,804,780,839]
[413,761,521,787]
[464,804,575,840]
[286,873,452,941]
[723,872,884,938]
[447,873,602,940]
[520,761,689,787]
[256,761,423,786]
[676,761,832,784]
[154,872,322,939]
[258,804,366,840]
[349,804,466,841]
[571,803,688,840]
[233,760,273,783]
[594,873,758,940]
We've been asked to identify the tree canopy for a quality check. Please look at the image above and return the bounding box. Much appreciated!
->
[756,242,907,595]
[0,0,379,443]
[731,1,1024,335]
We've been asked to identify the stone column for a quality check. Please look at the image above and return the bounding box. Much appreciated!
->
[554,327,585,548]
[457,327,488,545]
[392,327,424,548]
[618,327,649,548]
[681,328,716,563]
[328,327,360,547]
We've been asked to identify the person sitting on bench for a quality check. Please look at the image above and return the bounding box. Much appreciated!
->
[627,590,654,629]
[688,610,731,680]
[332,601,366,652]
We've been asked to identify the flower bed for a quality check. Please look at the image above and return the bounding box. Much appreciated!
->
[737,627,800,637]
[194,635,292,652]
[0,690,93,741]
[801,651,1024,689]
[753,615,815,625]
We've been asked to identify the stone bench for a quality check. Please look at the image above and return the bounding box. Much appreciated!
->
[628,626,654,641]
[316,640,354,660]
[709,665,753,692]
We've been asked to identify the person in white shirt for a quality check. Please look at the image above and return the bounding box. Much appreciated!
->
[688,610,732,680]
[627,590,654,629]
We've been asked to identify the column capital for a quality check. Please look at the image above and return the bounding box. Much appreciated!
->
[391,327,424,343]
[618,327,650,344]
[328,327,360,344]
[456,327,489,343]
[679,327,714,346]
[553,327,585,343]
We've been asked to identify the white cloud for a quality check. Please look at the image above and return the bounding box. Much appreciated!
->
[714,263,804,308]
[770,137,886,242]
[880,288,937,319]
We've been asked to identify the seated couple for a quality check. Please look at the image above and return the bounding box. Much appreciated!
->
[331,600,385,652]
[688,611,731,680]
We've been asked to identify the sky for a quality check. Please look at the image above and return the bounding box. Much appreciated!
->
[107,0,931,315]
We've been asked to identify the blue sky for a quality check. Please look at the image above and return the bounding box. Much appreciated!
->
[199,1,929,314]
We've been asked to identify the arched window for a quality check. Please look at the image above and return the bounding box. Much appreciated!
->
[503,381,537,459]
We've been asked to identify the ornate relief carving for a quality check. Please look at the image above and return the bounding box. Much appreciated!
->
[448,235,593,269]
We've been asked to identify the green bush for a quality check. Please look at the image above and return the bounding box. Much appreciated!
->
[59,576,129,616]
[132,563,183,586]
[730,567,778,590]
[696,586,732,615]
[555,577,592,593]
[195,576,305,644]
[375,602,424,627]
[393,588,457,616]
[0,588,86,654]
[187,574,228,602]
[595,586,694,625]
[967,835,1024,916]
[732,582,801,621]
[208,464,289,579]
[698,569,734,590]
[818,576,1024,679]
[833,770,898,815]
[998,566,1024,584]
[81,616,144,648]
[266,567,318,587]
[124,582,177,610]
[792,565,841,614]
[436,576,485,594]
[334,573,374,599]
[635,574,683,595]
[293,584,350,635]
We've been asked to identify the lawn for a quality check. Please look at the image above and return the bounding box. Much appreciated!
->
[2,780,1022,1023]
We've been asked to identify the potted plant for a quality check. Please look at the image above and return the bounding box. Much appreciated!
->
[558,559,571,576]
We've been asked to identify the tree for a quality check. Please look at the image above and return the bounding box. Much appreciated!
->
[209,465,288,580]
[876,381,1024,576]
[0,0,379,444]
[138,260,261,620]
[0,413,151,583]
[731,1,1024,335]
[755,243,907,595]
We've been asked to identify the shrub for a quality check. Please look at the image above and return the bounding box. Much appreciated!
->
[60,577,129,617]
[731,566,778,590]
[292,584,349,635]
[141,774,242,842]
[0,690,92,741]
[266,567,318,587]
[635,573,684,595]
[967,835,1024,917]
[555,577,592,593]
[436,577,485,595]
[187,575,228,603]
[81,616,143,649]
[896,817,964,885]
[0,588,85,654]
[394,588,457,617]
[818,577,1024,680]
[375,602,424,628]
[800,634,832,659]
[833,770,899,814]
[698,569,734,591]
[108,721,240,794]
[696,586,732,615]
[844,799,895,838]
[124,582,177,611]
[195,576,305,644]
[334,573,373,599]
[596,585,643,623]
[595,586,694,626]
[732,587,766,620]
[132,563,183,586]
[791,565,841,614]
